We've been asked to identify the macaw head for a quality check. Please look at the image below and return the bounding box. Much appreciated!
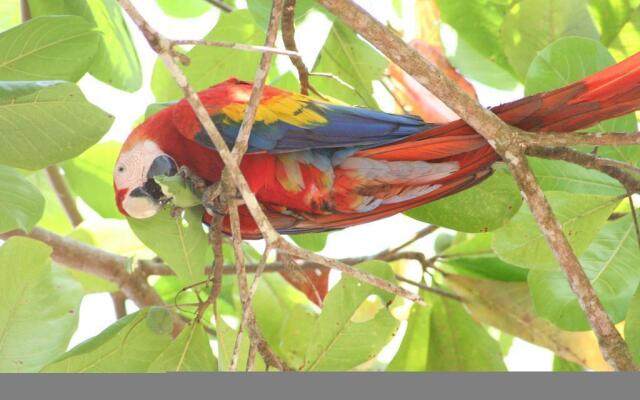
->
[113,138,178,219]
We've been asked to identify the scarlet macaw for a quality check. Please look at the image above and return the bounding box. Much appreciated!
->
[114,52,640,239]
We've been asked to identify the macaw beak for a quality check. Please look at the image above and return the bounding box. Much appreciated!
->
[121,155,178,219]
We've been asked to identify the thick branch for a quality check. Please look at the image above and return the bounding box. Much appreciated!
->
[525,131,640,147]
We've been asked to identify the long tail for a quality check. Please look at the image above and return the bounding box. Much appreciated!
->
[294,53,640,232]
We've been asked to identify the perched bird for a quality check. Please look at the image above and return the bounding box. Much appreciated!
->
[114,53,640,239]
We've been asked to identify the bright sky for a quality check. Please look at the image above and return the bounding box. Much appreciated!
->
[70,0,552,371]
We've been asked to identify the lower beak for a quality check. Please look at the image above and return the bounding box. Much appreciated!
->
[123,185,163,219]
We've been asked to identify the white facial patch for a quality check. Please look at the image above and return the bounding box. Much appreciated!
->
[114,140,169,218]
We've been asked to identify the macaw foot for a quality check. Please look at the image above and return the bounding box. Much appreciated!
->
[178,165,208,195]
[201,182,226,216]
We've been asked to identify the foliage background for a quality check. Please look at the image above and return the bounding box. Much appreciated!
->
[1,0,639,372]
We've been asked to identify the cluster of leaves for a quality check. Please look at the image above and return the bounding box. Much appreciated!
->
[1,0,640,372]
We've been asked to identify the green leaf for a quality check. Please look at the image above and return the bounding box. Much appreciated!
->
[501,0,599,79]
[29,0,143,92]
[156,0,213,18]
[290,232,328,252]
[529,158,625,196]
[128,207,210,286]
[0,166,44,234]
[529,214,640,330]
[252,273,311,357]
[425,290,506,371]
[155,175,201,209]
[588,0,640,46]
[310,20,387,109]
[147,323,217,372]
[553,356,585,371]
[386,295,432,371]
[625,285,640,365]
[0,237,82,372]
[303,260,400,371]
[152,10,265,102]
[216,317,266,371]
[62,141,122,219]
[437,0,518,88]
[42,308,173,372]
[405,167,522,233]
[248,0,314,29]
[0,16,99,82]
[442,233,529,282]
[493,192,620,270]
[0,81,113,169]
[280,304,318,368]
[591,0,640,60]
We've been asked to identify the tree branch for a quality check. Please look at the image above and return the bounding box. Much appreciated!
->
[171,39,298,56]
[45,166,83,227]
[315,0,636,371]
[525,131,640,147]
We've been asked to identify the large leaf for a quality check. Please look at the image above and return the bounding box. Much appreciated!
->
[425,290,506,371]
[386,291,432,371]
[216,317,266,371]
[0,16,99,82]
[290,232,328,252]
[310,20,387,109]
[62,141,122,219]
[280,304,318,368]
[493,192,620,270]
[529,158,625,196]
[501,0,599,79]
[42,308,173,372]
[251,273,311,356]
[441,233,529,282]
[405,166,522,233]
[248,0,314,29]
[25,171,73,234]
[0,237,82,372]
[436,0,518,89]
[302,261,400,371]
[29,0,143,92]
[128,208,210,286]
[0,81,113,169]
[147,323,217,372]
[152,10,265,101]
[156,0,214,18]
[625,285,640,365]
[529,214,640,330]
[0,166,44,234]
[445,275,612,370]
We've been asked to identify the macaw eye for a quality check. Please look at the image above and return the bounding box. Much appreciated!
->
[117,165,125,173]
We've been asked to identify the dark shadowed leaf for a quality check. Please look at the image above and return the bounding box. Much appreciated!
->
[501,0,599,79]
[493,192,620,270]
[0,81,113,169]
[405,166,522,233]
[0,237,82,372]
[0,166,44,234]
[0,16,99,82]
[42,308,172,372]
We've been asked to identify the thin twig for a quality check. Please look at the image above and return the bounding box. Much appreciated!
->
[628,193,640,249]
[525,131,640,147]
[380,225,439,256]
[394,275,463,302]
[203,0,233,13]
[171,39,298,56]
[527,146,640,193]
[282,0,319,96]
